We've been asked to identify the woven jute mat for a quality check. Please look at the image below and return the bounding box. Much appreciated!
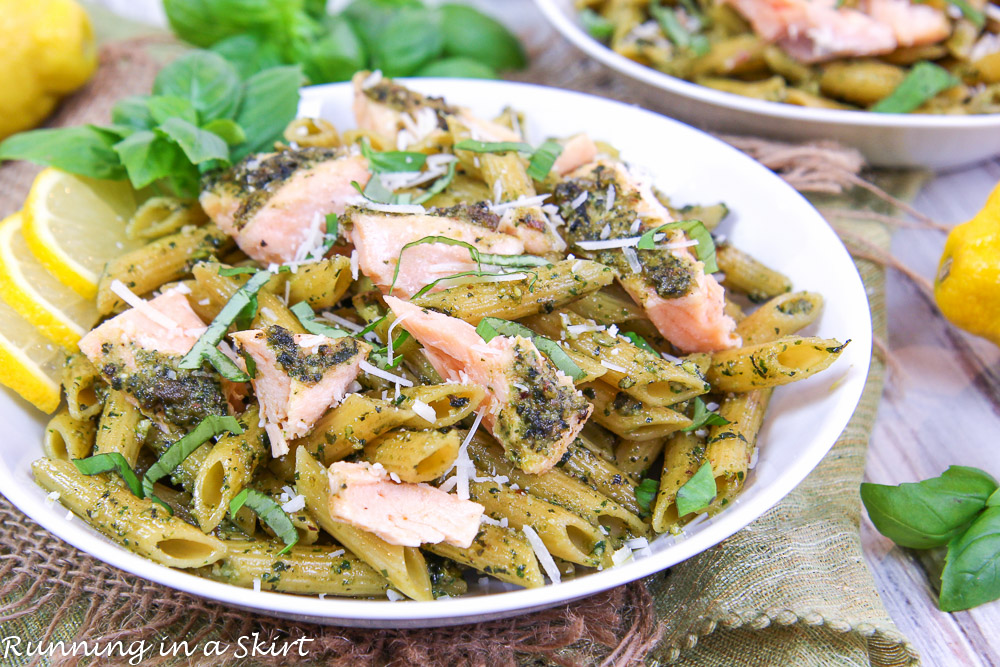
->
[0,39,923,666]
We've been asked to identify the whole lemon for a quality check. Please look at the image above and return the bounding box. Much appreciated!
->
[0,0,97,140]
[935,181,1000,347]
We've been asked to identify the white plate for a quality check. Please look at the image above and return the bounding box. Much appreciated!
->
[0,79,871,628]
[534,0,1000,170]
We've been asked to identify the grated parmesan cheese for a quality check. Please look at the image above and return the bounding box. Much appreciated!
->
[450,410,484,500]
[281,494,306,513]
[410,398,437,424]
[253,578,262,592]
[574,237,640,251]
[622,246,642,273]
[605,184,616,213]
[522,525,561,584]
[611,545,633,567]
[600,360,627,373]
[109,280,181,330]
[570,192,588,209]
[361,70,383,90]
[359,360,414,387]
[45,491,60,504]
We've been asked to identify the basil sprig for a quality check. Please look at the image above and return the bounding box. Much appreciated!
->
[72,453,145,499]
[453,139,564,181]
[0,52,303,197]
[636,219,718,274]
[862,466,1000,611]
[230,488,298,555]
[475,316,585,381]
[675,461,716,517]
[180,269,274,381]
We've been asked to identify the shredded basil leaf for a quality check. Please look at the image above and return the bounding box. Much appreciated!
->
[675,461,716,517]
[636,219,718,274]
[870,61,960,114]
[412,159,457,205]
[682,397,730,432]
[290,301,352,338]
[476,316,585,381]
[579,8,615,41]
[621,331,657,355]
[351,175,397,204]
[526,140,563,181]
[360,137,427,173]
[142,415,244,512]
[72,453,145,499]
[218,265,289,276]
[241,349,257,379]
[229,488,299,555]
[453,139,533,154]
[179,269,273,379]
[650,2,710,56]
[635,478,659,515]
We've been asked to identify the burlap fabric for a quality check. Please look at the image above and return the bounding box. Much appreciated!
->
[0,40,922,666]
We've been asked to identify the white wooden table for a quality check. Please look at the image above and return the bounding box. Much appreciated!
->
[502,2,1000,663]
[84,0,1000,661]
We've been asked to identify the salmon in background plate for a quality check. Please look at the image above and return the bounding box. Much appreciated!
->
[231,325,370,456]
[327,461,484,548]
[200,147,369,265]
[554,160,740,353]
[385,296,592,474]
[78,288,230,429]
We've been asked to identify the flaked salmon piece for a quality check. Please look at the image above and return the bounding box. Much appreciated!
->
[328,461,484,548]
[864,0,949,48]
[497,206,566,255]
[722,0,897,63]
[231,325,370,456]
[78,289,230,429]
[200,148,369,265]
[554,161,739,353]
[353,71,523,149]
[552,134,599,177]
[385,297,593,474]
[347,208,525,298]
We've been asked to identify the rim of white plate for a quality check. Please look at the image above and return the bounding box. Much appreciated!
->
[0,79,872,625]
[534,0,1000,130]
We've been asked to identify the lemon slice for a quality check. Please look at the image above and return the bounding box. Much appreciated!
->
[0,212,99,350]
[0,293,63,413]
[23,168,144,298]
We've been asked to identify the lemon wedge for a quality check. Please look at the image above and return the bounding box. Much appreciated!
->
[0,211,99,350]
[22,168,144,298]
[0,293,63,413]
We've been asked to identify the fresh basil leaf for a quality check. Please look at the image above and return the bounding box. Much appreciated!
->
[154,51,243,121]
[412,160,457,205]
[861,466,998,549]
[352,175,397,204]
[453,139,533,154]
[242,349,257,379]
[112,96,156,130]
[231,65,305,161]
[218,266,263,276]
[180,270,273,374]
[476,316,585,381]
[360,137,427,173]
[72,453,145,499]
[682,397,730,432]
[635,478,658,515]
[650,2,710,57]
[157,117,230,165]
[290,301,352,338]
[325,213,339,237]
[210,33,286,80]
[870,61,960,114]
[143,415,244,511]
[372,7,443,77]
[438,4,527,71]
[988,488,1000,507]
[146,96,199,126]
[163,0,288,48]
[0,126,127,180]
[114,131,183,189]
[580,8,614,42]
[675,461,716,517]
[939,506,1000,611]
[342,0,424,52]
[622,331,657,354]
[527,140,563,181]
[202,118,247,146]
[302,15,368,84]
[229,488,299,555]
[415,57,498,79]
[637,219,718,274]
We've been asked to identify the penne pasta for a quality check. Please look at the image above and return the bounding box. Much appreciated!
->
[94,389,144,466]
[364,428,461,483]
[43,409,96,461]
[708,336,848,392]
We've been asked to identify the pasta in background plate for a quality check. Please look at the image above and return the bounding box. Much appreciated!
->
[31,72,846,600]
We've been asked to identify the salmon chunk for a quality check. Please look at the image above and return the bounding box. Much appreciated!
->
[347,208,524,298]
[385,297,593,474]
[200,148,370,265]
[864,0,948,48]
[552,134,599,177]
[78,289,230,428]
[328,461,484,548]
[231,326,369,456]
[554,161,740,353]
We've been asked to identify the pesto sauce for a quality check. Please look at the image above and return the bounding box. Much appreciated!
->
[100,347,227,429]
[552,164,696,300]
[264,325,361,385]
[495,341,592,467]
[430,202,502,231]
[364,81,454,130]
